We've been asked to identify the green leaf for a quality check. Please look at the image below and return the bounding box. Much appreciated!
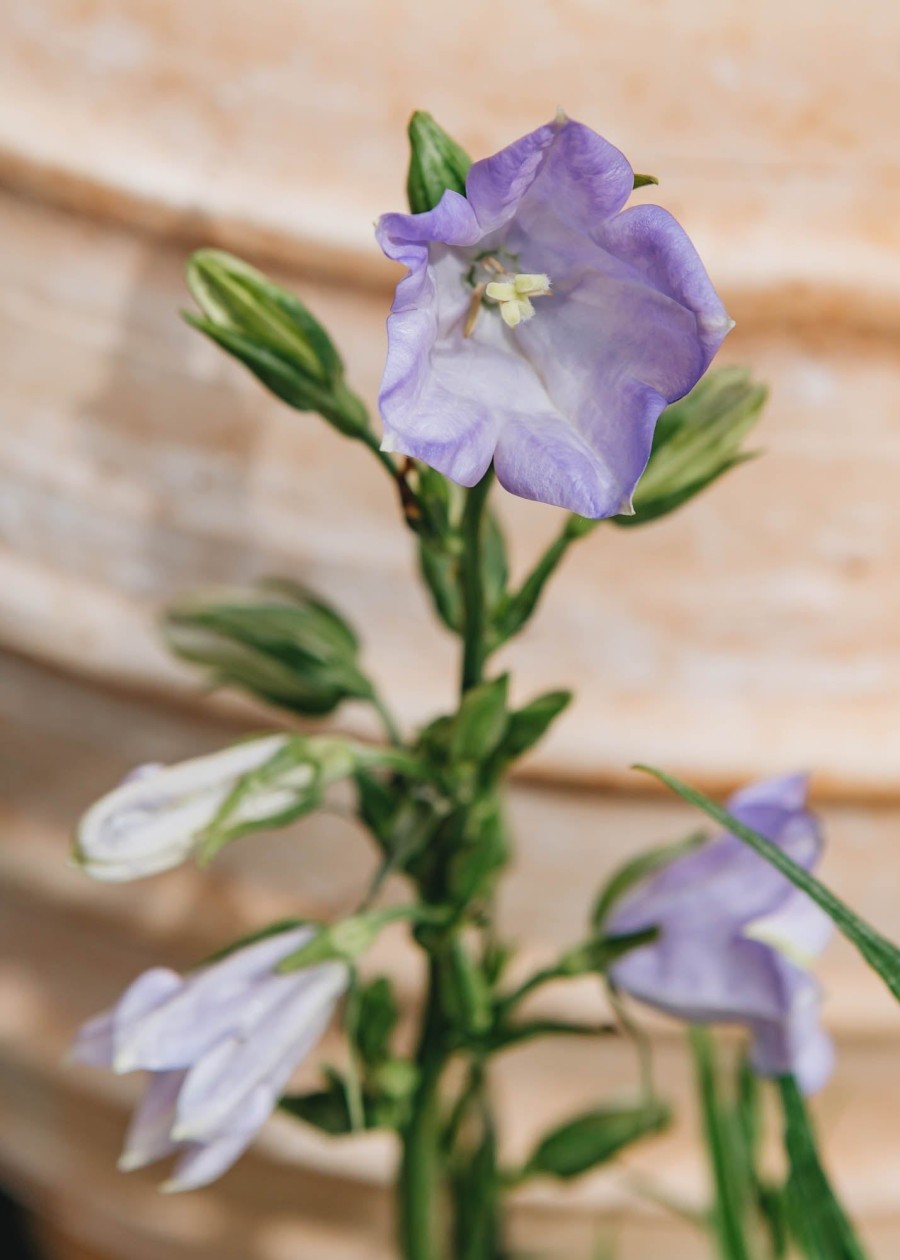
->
[418,538,463,632]
[690,1028,758,1260]
[279,1087,356,1135]
[451,674,510,762]
[616,368,766,528]
[779,1076,869,1260]
[501,690,572,761]
[638,766,900,1003]
[592,830,707,929]
[406,110,472,213]
[491,530,571,644]
[164,580,373,718]
[632,172,659,188]
[447,797,509,906]
[355,977,399,1068]
[481,512,509,614]
[523,1100,670,1181]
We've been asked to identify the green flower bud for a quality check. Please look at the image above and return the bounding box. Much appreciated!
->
[406,111,472,214]
[185,249,369,436]
[617,367,765,527]
[163,578,374,718]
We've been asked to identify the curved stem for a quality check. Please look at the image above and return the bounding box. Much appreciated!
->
[460,470,494,692]
[370,687,404,747]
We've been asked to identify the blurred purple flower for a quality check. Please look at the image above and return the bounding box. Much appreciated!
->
[74,735,292,882]
[376,114,732,517]
[71,928,348,1191]
[607,774,834,1094]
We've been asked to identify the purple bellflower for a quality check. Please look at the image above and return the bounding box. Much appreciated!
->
[607,775,834,1094]
[377,114,732,517]
[71,927,348,1191]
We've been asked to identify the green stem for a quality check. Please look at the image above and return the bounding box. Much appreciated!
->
[370,687,404,747]
[460,470,494,692]
[690,1027,754,1260]
[358,423,402,478]
[398,957,449,1260]
[490,513,598,648]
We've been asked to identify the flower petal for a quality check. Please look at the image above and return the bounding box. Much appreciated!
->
[174,965,346,1142]
[162,1086,273,1193]
[113,928,313,1072]
[748,967,834,1094]
[76,736,289,881]
[596,203,732,369]
[611,933,787,1026]
[118,1070,185,1171]
[466,117,633,238]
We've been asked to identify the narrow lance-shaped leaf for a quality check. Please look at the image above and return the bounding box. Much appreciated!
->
[778,1076,869,1260]
[690,1028,759,1260]
[637,766,900,1003]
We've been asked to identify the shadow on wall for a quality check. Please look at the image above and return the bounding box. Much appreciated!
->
[72,209,285,607]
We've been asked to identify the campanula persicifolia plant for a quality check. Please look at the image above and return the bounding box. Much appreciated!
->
[70,112,900,1259]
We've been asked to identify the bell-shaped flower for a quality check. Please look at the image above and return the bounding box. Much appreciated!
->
[70,927,348,1191]
[377,114,732,517]
[73,735,312,881]
[606,775,835,1094]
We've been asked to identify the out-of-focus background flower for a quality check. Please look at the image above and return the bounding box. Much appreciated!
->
[1,2,899,1256]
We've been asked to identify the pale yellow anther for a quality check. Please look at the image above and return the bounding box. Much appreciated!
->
[485,271,551,330]
[485,281,516,303]
[513,273,551,296]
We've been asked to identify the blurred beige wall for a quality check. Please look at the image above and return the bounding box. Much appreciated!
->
[1,2,899,1257]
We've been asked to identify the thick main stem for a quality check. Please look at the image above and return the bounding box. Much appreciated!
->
[398,957,449,1260]
[460,470,494,692]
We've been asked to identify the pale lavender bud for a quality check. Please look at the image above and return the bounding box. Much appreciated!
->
[70,927,349,1191]
[73,735,292,881]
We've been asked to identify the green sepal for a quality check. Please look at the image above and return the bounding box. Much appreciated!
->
[406,110,472,213]
[164,579,373,719]
[195,735,360,864]
[591,830,707,929]
[185,250,369,436]
[521,1099,670,1181]
[778,1076,869,1260]
[639,765,900,1003]
[615,368,765,528]
[632,172,659,189]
